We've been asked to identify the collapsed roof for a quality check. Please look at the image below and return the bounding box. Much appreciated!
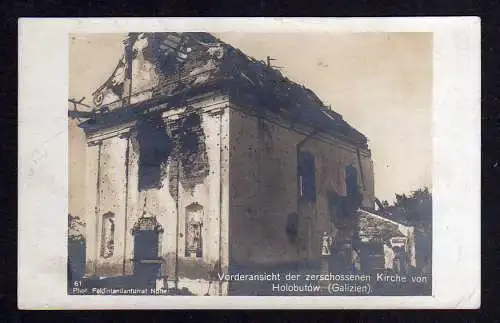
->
[82,32,368,148]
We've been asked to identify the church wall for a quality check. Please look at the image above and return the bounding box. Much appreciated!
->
[85,135,129,277]
[159,106,226,284]
[84,143,99,274]
[80,33,377,295]
[84,96,230,295]
[228,103,375,272]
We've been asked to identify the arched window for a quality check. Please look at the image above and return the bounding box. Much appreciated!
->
[185,203,204,258]
[298,151,316,202]
[345,165,359,197]
[100,212,115,258]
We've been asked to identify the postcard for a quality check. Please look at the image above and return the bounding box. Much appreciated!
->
[18,17,480,309]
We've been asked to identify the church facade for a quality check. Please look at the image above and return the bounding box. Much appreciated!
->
[73,32,375,295]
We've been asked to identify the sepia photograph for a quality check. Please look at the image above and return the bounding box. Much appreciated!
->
[18,17,480,309]
[68,31,432,296]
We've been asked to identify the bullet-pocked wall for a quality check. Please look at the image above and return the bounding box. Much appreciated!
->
[85,134,130,276]
[84,99,230,295]
[228,104,375,269]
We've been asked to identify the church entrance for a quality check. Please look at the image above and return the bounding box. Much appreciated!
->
[131,216,164,289]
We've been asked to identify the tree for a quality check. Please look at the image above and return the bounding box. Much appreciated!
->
[68,213,85,241]
[389,187,432,232]
[68,214,86,280]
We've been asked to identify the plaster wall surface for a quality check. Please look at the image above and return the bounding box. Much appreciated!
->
[84,98,230,296]
[228,104,375,270]
[84,143,99,274]
[96,136,128,276]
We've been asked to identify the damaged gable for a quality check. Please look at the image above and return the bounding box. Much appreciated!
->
[92,57,128,107]
[84,32,368,148]
[90,32,226,112]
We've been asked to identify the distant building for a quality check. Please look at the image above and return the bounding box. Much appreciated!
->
[356,209,417,274]
[71,32,375,295]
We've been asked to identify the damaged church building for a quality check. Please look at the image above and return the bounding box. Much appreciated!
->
[69,32,421,295]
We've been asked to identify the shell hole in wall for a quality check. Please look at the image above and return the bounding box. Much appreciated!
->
[169,110,210,192]
[136,115,173,191]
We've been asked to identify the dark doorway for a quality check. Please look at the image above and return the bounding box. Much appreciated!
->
[132,217,164,288]
[134,230,159,260]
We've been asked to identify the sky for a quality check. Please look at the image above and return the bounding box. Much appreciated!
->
[69,32,432,215]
